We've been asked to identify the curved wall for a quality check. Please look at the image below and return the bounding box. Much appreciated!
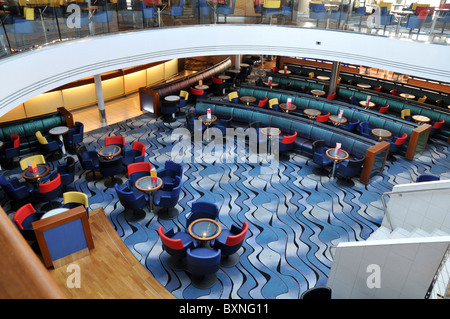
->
[1,25,449,117]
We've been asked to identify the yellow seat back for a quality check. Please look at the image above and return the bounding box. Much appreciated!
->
[20,155,46,170]
[263,0,281,9]
[401,109,411,119]
[35,131,48,145]
[228,91,239,101]
[412,3,429,10]
[417,96,427,103]
[378,1,392,11]
[308,72,314,78]
[180,90,189,100]
[63,192,89,207]
[269,98,279,108]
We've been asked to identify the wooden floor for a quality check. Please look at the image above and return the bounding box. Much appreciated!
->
[47,208,175,299]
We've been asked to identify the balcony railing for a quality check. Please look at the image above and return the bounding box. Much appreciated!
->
[0,0,449,59]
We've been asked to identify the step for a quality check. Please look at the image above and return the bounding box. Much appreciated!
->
[409,228,430,238]
[431,229,450,237]
[367,226,391,241]
[389,227,410,239]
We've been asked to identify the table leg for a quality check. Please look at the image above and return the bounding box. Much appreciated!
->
[148,192,153,212]
[331,160,337,179]
[59,135,67,155]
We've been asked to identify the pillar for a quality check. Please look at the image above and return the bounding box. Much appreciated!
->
[94,74,107,127]
[328,61,341,95]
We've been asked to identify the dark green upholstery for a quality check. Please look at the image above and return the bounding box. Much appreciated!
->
[195,100,376,158]
[0,112,67,155]
[238,86,416,142]
[264,74,325,92]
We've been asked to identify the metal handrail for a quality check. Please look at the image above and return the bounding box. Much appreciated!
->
[425,244,450,299]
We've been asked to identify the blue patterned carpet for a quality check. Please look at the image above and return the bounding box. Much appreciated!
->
[3,111,450,299]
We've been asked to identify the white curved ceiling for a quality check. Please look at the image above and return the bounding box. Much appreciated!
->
[1,25,449,117]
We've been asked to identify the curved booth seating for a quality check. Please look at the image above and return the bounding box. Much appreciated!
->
[186,247,221,289]
[153,175,182,220]
[212,221,248,267]
[13,203,46,241]
[0,174,33,202]
[123,141,146,166]
[61,191,89,217]
[416,174,440,182]
[158,226,197,270]
[115,183,147,214]
[211,116,233,135]
[300,286,332,299]
[185,201,220,228]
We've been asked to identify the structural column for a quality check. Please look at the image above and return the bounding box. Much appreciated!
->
[94,74,107,127]
[328,61,341,95]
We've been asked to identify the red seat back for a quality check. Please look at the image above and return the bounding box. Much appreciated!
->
[128,162,152,175]
[415,6,434,16]
[326,92,336,100]
[373,86,382,92]
[39,174,61,193]
[158,226,184,250]
[281,131,297,144]
[379,105,389,113]
[105,136,125,146]
[316,112,330,123]
[11,134,20,148]
[190,87,204,96]
[13,203,36,230]
[433,119,445,129]
[212,77,223,84]
[132,141,146,156]
[394,133,408,145]
[225,222,249,246]
[258,97,268,107]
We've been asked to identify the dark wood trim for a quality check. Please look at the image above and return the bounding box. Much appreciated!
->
[57,106,74,128]
[360,141,390,184]
[405,124,431,160]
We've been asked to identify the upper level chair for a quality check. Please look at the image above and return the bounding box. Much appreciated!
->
[316,112,330,123]
[336,155,365,187]
[185,200,219,228]
[153,175,182,220]
[169,0,184,25]
[76,145,100,180]
[353,6,367,28]
[61,191,89,217]
[416,174,440,182]
[401,109,412,121]
[115,183,148,214]
[417,95,427,103]
[253,96,268,108]
[11,18,35,48]
[309,3,329,28]
[128,161,152,190]
[32,173,62,210]
[186,247,221,289]
[278,131,297,154]
[94,10,114,33]
[217,0,235,23]
[158,160,183,188]
[430,119,445,137]
[401,9,429,37]
[312,140,333,175]
[123,141,146,166]
[0,174,33,202]
[158,226,197,270]
[212,221,248,267]
[99,156,123,188]
[105,135,126,154]
[197,0,211,24]
[437,8,450,33]
[300,286,332,299]
[13,203,46,241]
[262,0,281,24]
[281,1,293,24]
[0,133,20,167]
[329,4,349,29]
[378,104,389,114]
[57,156,76,192]
[64,121,84,153]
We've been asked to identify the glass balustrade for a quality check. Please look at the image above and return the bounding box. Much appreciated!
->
[0,0,448,59]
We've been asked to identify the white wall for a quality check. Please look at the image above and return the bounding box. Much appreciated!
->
[1,25,449,117]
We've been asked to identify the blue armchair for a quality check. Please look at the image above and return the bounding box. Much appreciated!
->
[186,247,221,289]
[358,121,371,138]
[0,174,33,202]
[0,134,20,167]
[212,221,248,267]
[312,140,333,176]
[99,156,124,188]
[342,119,360,132]
[115,183,148,214]
[158,226,197,270]
[13,203,46,240]
[64,121,84,153]
[217,0,235,23]
[153,175,182,220]
[169,0,185,25]
[158,160,183,188]
[416,174,440,182]
[309,3,329,28]
[123,141,146,166]
[185,201,219,228]
[57,156,76,192]
[77,145,100,181]
[336,155,365,187]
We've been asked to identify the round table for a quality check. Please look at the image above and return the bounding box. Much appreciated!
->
[188,218,222,246]
[311,89,326,97]
[240,96,256,105]
[279,103,297,113]
[317,76,330,81]
[329,115,348,126]
[264,82,279,89]
[49,125,69,155]
[326,148,349,180]
[164,95,180,103]
[357,83,371,89]
[412,115,431,124]
[304,108,321,119]
[135,176,163,214]
[260,127,281,154]
[97,145,121,160]
[400,93,415,100]
[198,114,217,141]
[41,207,70,219]
[371,128,392,141]
[22,164,50,183]
[218,74,231,81]
[359,101,375,109]
[278,69,291,75]
[195,84,209,90]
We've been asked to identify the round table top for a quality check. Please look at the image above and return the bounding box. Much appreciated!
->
[280,103,297,111]
[98,145,121,159]
[218,74,231,80]
[400,93,415,100]
[41,207,70,219]
[135,176,163,192]
[317,76,330,81]
[195,85,209,90]
[359,101,375,108]
[264,82,279,87]
[311,89,326,96]
[240,96,256,104]
[227,69,241,73]
[371,128,392,139]
[240,63,250,67]
[326,148,349,161]
[304,108,321,116]
[279,69,291,74]
[412,115,431,123]
[260,127,281,137]
[188,218,222,241]
[357,83,371,89]
[198,114,217,124]
[329,114,347,124]
[164,95,180,102]
[22,164,50,180]
[49,126,69,136]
